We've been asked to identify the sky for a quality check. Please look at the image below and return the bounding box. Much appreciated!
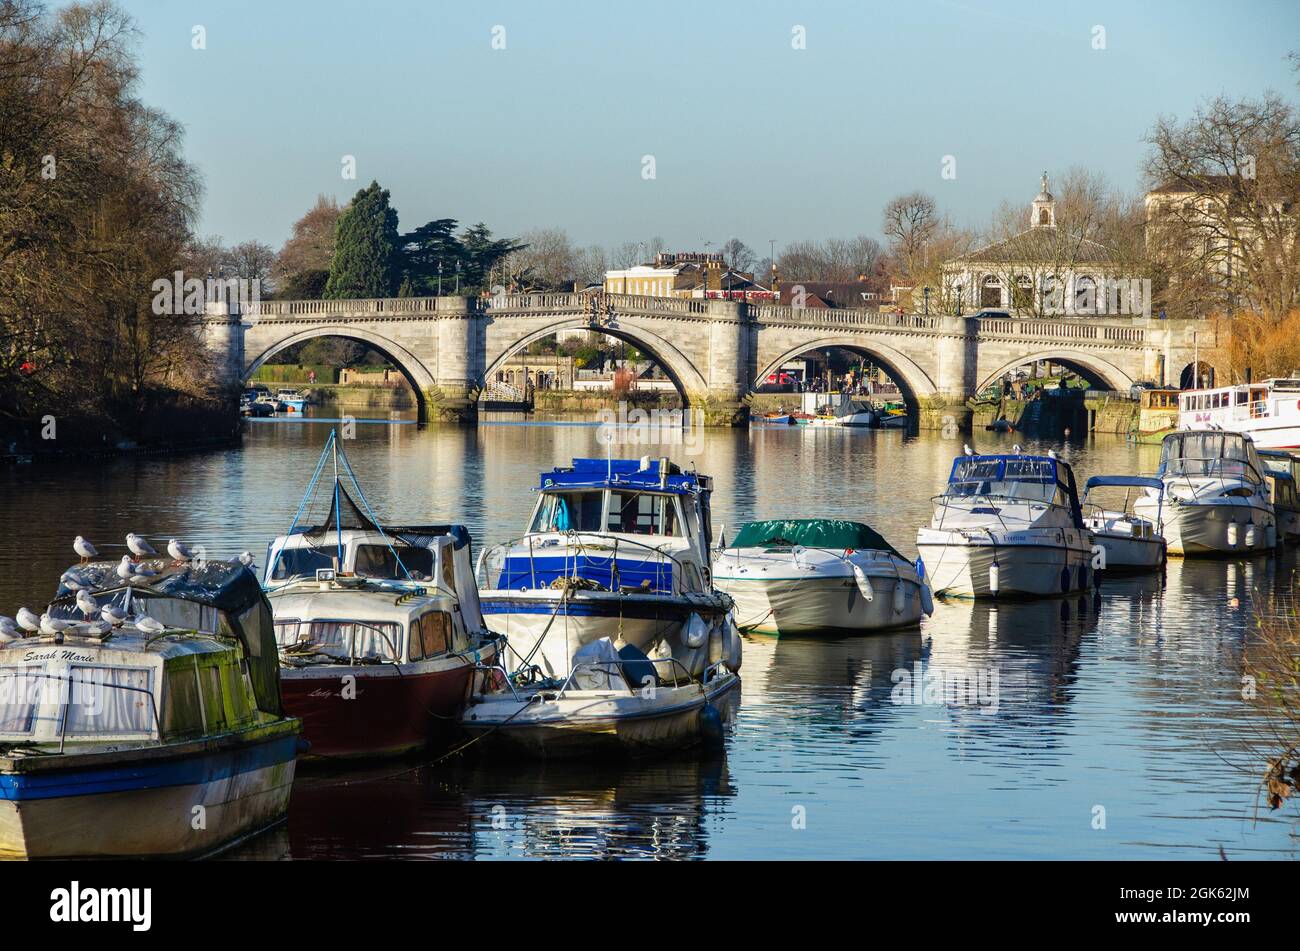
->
[123,0,1300,254]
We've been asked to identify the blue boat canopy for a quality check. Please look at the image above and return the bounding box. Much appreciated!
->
[946,453,1083,527]
[539,458,707,496]
[1084,475,1164,491]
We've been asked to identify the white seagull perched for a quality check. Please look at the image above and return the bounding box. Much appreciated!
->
[126,533,157,559]
[75,589,98,618]
[15,607,41,633]
[134,615,166,636]
[238,551,255,567]
[101,604,129,626]
[0,616,18,642]
[167,538,195,563]
[39,613,74,636]
[116,555,136,581]
[73,535,98,563]
[60,570,88,591]
[963,443,974,456]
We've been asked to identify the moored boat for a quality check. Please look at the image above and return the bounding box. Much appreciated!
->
[276,388,309,414]
[1176,378,1300,449]
[713,518,933,634]
[916,448,1095,598]
[467,457,741,757]
[0,555,299,859]
[262,430,501,760]
[1133,430,1276,556]
[1259,449,1300,541]
[1081,475,1167,572]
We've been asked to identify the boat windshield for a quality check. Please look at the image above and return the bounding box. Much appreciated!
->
[1161,433,1262,483]
[270,546,336,580]
[607,490,680,536]
[531,490,604,532]
[945,457,1063,504]
[353,544,434,580]
[274,619,401,661]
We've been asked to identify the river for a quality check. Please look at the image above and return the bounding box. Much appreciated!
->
[0,413,1293,859]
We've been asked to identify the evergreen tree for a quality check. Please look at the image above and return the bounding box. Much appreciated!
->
[324,181,401,298]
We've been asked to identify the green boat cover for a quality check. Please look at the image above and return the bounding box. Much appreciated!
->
[730,518,901,557]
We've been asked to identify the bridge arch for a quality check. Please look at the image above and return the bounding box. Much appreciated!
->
[243,325,436,421]
[755,336,939,409]
[977,349,1137,395]
[483,317,711,405]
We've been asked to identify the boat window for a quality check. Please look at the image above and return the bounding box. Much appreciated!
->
[271,546,336,580]
[1162,433,1261,483]
[417,611,451,659]
[531,491,604,533]
[0,664,43,734]
[441,548,456,592]
[277,620,401,662]
[63,665,155,736]
[354,544,434,580]
[607,491,680,536]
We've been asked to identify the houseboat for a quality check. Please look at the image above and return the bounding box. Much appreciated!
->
[0,557,300,858]
[1132,386,1181,444]
[1176,378,1300,449]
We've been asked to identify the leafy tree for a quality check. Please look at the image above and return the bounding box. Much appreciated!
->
[324,181,401,298]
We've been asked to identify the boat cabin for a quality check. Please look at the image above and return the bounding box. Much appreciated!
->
[2,560,285,748]
[1157,430,1265,484]
[939,454,1084,526]
[1178,379,1300,427]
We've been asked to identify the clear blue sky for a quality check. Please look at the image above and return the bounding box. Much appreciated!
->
[124,0,1299,252]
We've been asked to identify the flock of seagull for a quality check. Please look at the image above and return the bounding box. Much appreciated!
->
[0,534,256,645]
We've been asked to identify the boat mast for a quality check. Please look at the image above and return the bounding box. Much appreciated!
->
[332,428,344,571]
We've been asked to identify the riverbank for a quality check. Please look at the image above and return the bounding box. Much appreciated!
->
[1,399,240,464]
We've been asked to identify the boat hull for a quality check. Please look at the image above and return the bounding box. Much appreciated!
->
[461,672,740,759]
[715,575,925,634]
[1151,502,1275,556]
[1092,531,1166,571]
[0,726,298,859]
[281,643,498,760]
[917,538,1093,598]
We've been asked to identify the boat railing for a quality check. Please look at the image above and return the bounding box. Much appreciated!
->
[6,670,166,753]
[476,532,687,594]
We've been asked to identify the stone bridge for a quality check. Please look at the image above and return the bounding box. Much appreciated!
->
[202,292,1217,427]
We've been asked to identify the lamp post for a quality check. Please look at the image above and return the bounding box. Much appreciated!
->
[455,261,461,294]
[437,261,443,296]
[923,286,931,316]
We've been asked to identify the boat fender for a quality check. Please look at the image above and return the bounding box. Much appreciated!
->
[914,557,926,580]
[1245,523,1258,549]
[919,582,935,616]
[1227,522,1239,547]
[684,613,708,649]
[699,703,724,746]
[892,578,906,615]
[852,563,875,602]
[724,615,743,672]
[708,621,725,665]
[988,561,1000,597]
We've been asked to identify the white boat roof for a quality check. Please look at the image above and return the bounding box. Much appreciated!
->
[267,585,454,624]
[1,628,234,663]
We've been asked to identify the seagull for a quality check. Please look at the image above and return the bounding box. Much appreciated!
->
[167,538,195,563]
[15,607,41,633]
[73,535,98,563]
[39,613,74,636]
[101,604,129,626]
[238,551,255,567]
[1048,449,1058,460]
[75,589,98,618]
[116,556,136,580]
[963,443,974,456]
[1012,444,1023,454]
[134,615,166,636]
[126,533,157,559]
[60,570,88,591]
[0,617,18,641]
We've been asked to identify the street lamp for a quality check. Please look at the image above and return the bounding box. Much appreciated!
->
[455,261,461,294]
[437,261,443,296]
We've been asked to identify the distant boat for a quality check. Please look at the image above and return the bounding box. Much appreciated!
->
[759,412,793,425]
[276,389,308,414]
[1081,475,1167,572]
[1176,378,1300,449]
[0,558,300,858]
[1259,450,1300,541]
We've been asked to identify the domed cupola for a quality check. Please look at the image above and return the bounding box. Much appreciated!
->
[1031,172,1056,228]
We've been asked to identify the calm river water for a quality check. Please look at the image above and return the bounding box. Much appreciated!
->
[1,414,1295,860]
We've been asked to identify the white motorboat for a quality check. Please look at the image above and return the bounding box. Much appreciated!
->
[467,457,741,757]
[1134,429,1276,556]
[712,518,933,634]
[1176,378,1300,449]
[916,449,1095,598]
[1081,475,1167,572]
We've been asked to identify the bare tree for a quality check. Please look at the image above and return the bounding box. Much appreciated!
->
[720,238,755,272]
[778,235,883,283]
[882,192,939,283]
[275,194,342,294]
[502,228,578,290]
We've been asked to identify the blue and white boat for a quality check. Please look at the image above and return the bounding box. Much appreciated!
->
[467,457,741,756]
[0,557,300,858]
[276,389,308,414]
[916,448,1095,598]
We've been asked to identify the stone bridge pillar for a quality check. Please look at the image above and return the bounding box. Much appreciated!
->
[702,300,754,426]
[431,296,483,423]
[201,302,246,396]
[927,315,977,432]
